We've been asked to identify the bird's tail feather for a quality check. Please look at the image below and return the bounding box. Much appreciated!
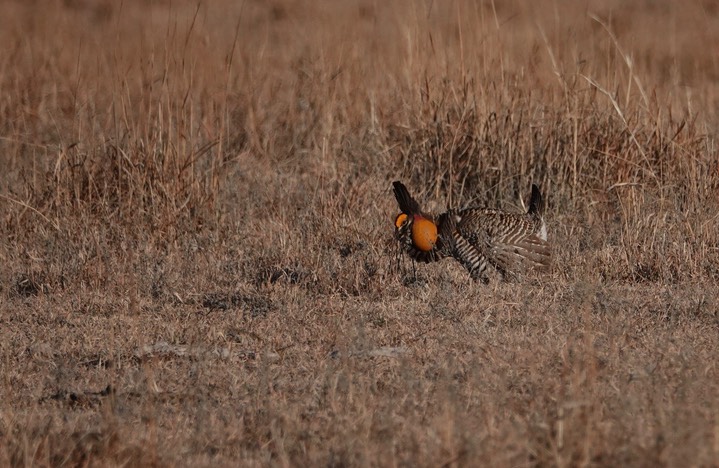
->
[527,184,544,216]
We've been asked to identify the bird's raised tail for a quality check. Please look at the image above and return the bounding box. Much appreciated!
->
[527,184,544,216]
[393,181,423,215]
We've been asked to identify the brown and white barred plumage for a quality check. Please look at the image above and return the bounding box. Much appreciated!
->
[393,181,550,282]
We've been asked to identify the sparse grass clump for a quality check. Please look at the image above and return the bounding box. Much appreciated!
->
[1,1,718,466]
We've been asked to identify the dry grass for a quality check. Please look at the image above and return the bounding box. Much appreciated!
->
[1,0,718,466]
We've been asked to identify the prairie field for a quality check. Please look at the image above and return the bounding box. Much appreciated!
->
[2,0,719,466]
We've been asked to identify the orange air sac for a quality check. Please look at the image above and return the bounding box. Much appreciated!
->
[411,216,438,252]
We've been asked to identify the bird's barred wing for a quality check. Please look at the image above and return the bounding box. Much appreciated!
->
[489,234,551,276]
[487,211,551,274]
[453,209,551,279]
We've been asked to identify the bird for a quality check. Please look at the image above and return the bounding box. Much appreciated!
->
[392,180,550,282]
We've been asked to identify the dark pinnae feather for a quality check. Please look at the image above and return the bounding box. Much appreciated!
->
[393,181,422,215]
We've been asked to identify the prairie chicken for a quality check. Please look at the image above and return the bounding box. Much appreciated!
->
[393,181,550,282]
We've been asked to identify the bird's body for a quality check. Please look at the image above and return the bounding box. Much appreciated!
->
[393,181,550,282]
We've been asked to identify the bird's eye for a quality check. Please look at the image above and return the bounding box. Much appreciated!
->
[394,213,408,229]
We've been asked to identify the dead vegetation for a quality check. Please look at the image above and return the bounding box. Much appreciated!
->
[1,0,718,466]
